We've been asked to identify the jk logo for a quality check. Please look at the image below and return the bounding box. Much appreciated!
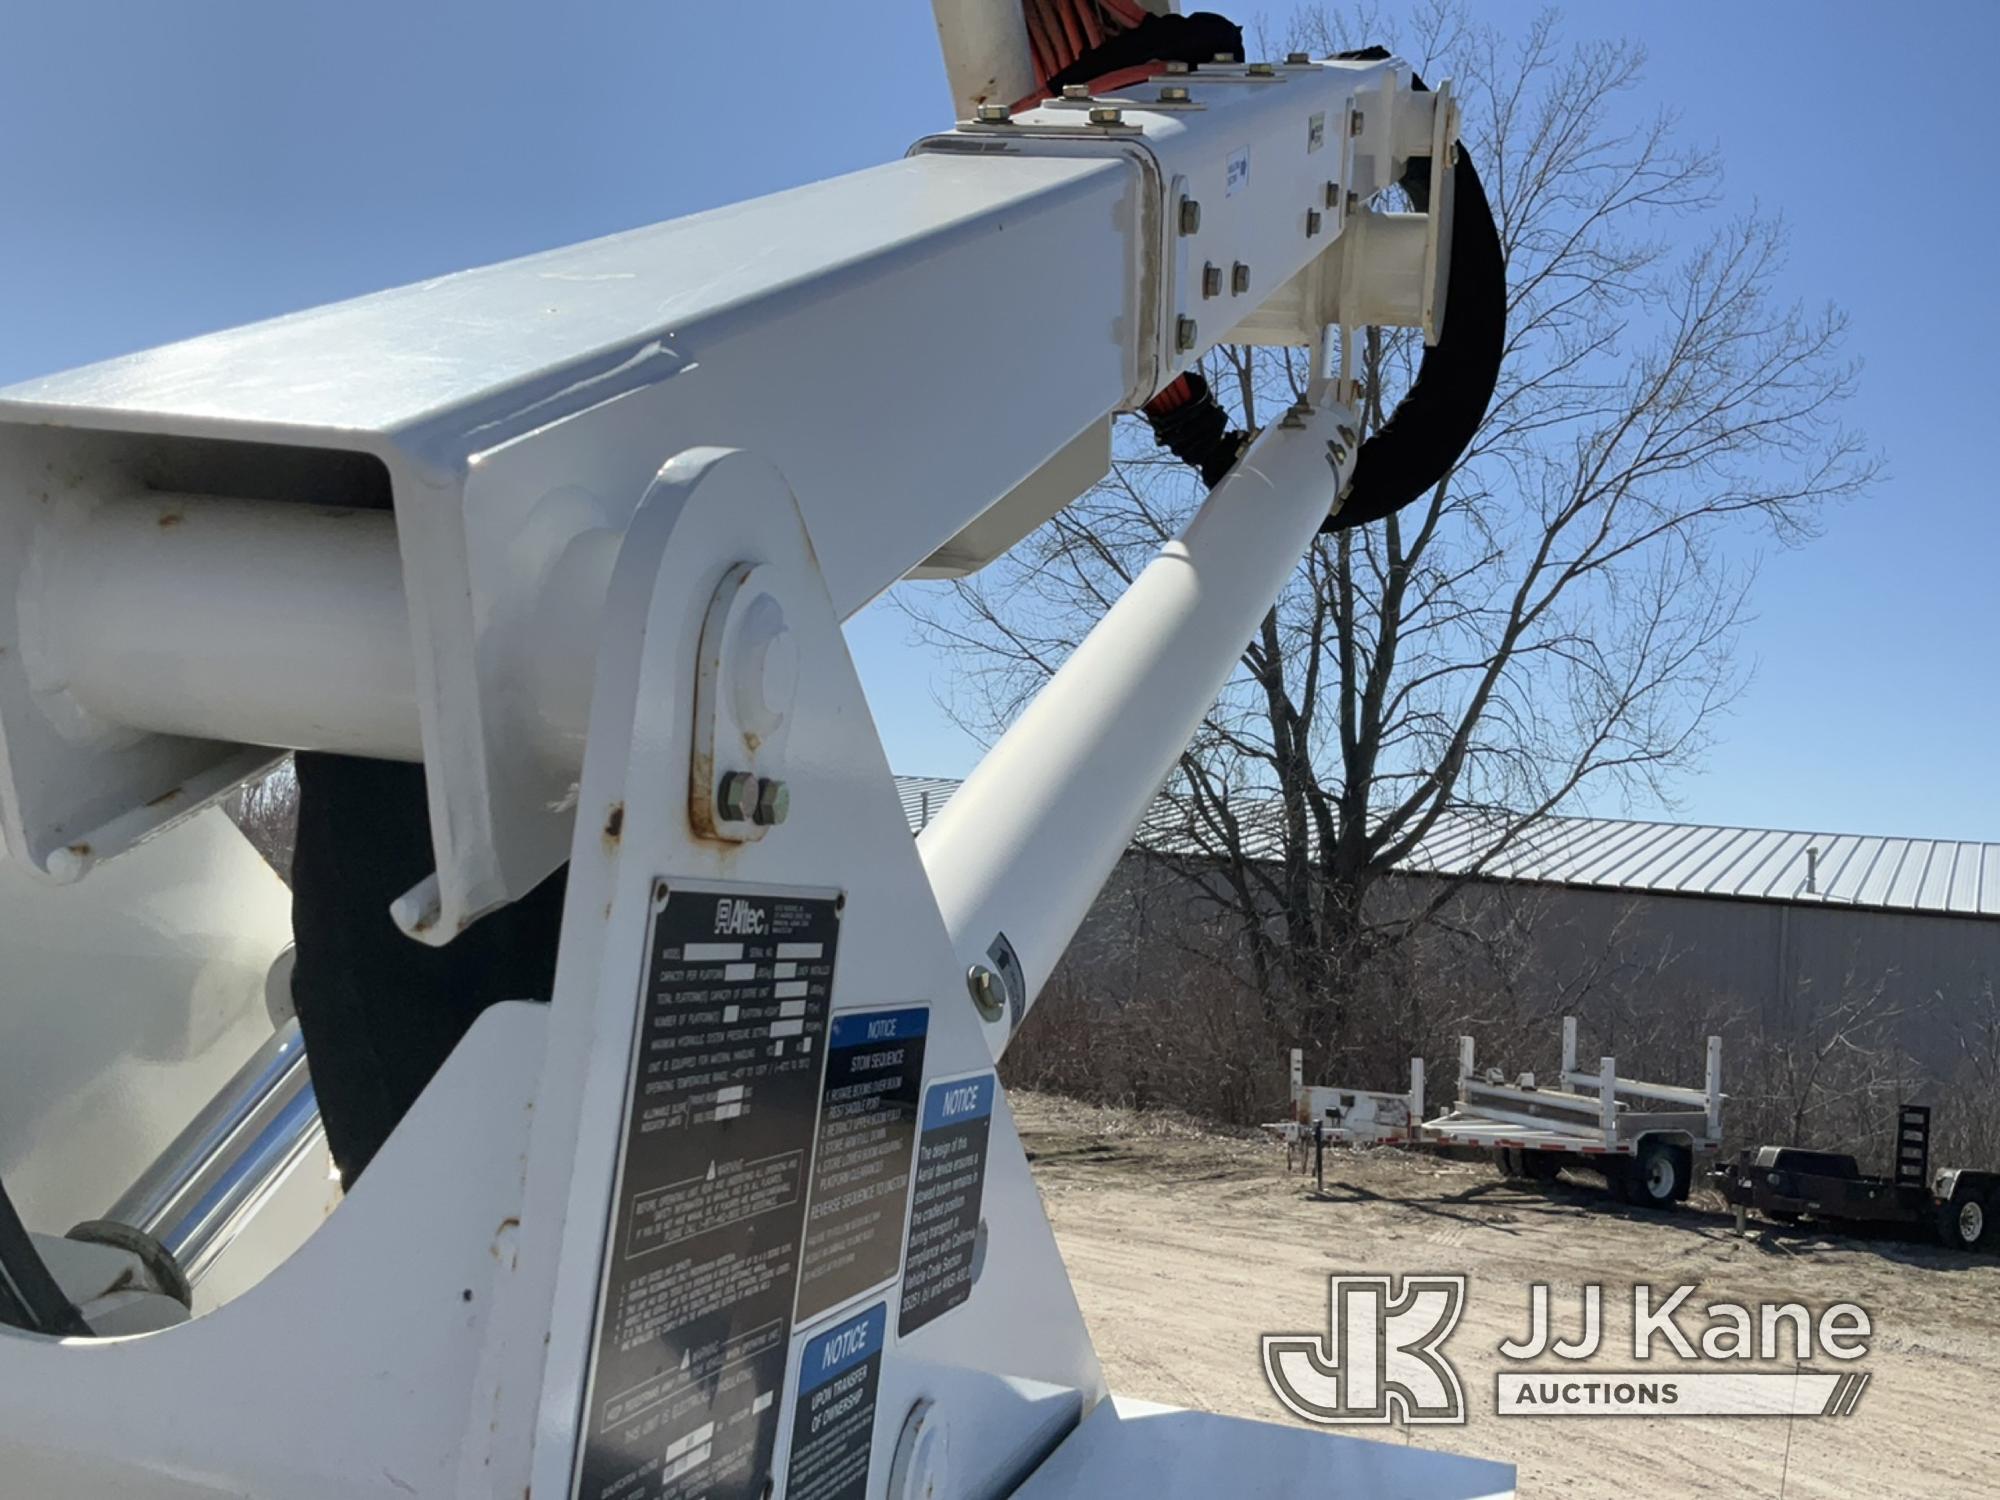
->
[1263,1274,1467,1425]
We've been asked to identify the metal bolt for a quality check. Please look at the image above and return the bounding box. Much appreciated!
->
[967,965,1006,1022]
[1324,180,1339,209]
[1165,59,1191,74]
[1159,84,1190,103]
[1088,105,1123,126]
[1306,208,1323,236]
[975,103,1010,124]
[1231,261,1250,295]
[753,778,790,827]
[1178,196,1201,235]
[1213,52,1238,64]
[1338,424,1358,446]
[1279,402,1311,429]
[1287,51,1312,65]
[1349,109,1365,136]
[717,771,757,823]
[1062,83,1092,100]
[1330,443,1349,464]
[1346,190,1359,214]
[1448,141,1461,167]
[1175,315,1198,352]
[1248,61,1275,77]
[1201,262,1222,298]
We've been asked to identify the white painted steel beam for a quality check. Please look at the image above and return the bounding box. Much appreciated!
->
[0,54,1434,948]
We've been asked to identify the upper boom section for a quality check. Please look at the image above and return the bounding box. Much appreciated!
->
[0,53,1456,949]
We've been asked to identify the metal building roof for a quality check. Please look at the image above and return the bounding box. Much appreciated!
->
[895,776,2000,921]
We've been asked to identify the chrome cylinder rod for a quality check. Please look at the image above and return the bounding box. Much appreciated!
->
[105,1020,325,1285]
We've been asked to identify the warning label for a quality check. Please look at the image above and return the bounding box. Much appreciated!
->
[797,1007,928,1321]
[897,1072,996,1336]
[784,1302,886,1500]
[572,884,840,1500]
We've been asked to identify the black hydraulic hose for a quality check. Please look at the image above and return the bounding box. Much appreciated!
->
[0,1175,89,1337]
[1322,48,1506,532]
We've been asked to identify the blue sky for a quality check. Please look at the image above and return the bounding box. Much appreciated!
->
[2,3,1993,840]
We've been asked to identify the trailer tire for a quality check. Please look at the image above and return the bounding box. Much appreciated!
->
[1525,1150,1562,1183]
[1939,1188,1991,1252]
[1497,1147,1526,1180]
[1631,1140,1686,1210]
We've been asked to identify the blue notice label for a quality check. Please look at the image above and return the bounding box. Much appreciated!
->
[920,1073,995,1132]
[800,1303,888,1394]
[828,1008,930,1050]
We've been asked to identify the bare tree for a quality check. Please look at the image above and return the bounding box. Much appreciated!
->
[906,4,1873,1062]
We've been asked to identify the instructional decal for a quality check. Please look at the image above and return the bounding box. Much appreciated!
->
[1226,146,1251,196]
[573,884,841,1500]
[785,1302,888,1500]
[797,1007,929,1321]
[1308,110,1327,152]
[898,1072,996,1336]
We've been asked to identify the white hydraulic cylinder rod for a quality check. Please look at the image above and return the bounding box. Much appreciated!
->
[31,495,422,761]
[919,401,1356,1055]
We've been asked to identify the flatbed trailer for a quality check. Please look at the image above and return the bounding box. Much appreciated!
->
[1715,1104,2000,1252]
[1275,1018,1724,1207]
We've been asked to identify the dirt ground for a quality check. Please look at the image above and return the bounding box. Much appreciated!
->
[1012,1091,2000,1499]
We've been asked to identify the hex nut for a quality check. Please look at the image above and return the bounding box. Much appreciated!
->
[1088,105,1123,126]
[1306,208,1323,236]
[1325,180,1340,209]
[975,104,1010,124]
[1248,61,1275,77]
[1231,261,1251,295]
[753,778,790,827]
[1176,316,1198,352]
[1350,109,1365,136]
[1159,84,1191,103]
[1178,197,1202,235]
[1166,59,1191,74]
[1287,51,1312,64]
[717,771,757,822]
[1202,262,1222,298]
[1062,83,1092,100]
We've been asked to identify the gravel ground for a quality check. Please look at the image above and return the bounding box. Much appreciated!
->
[1012,1090,2000,1498]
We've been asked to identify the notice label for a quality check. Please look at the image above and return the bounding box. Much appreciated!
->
[798,1007,929,1322]
[573,885,841,1500]
[785,1303,887,1500]
[898,1073,996,1336]
[1226,146,1251,196]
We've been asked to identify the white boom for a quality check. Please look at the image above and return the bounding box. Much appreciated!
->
[0,19,1512,1500]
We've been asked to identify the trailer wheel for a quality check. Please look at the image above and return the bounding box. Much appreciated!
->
[1497,1147,1526,1180]
[1631,1140,1685,1209]
[1939,1189,1991,1251]
[1525,1151,1562,1183]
